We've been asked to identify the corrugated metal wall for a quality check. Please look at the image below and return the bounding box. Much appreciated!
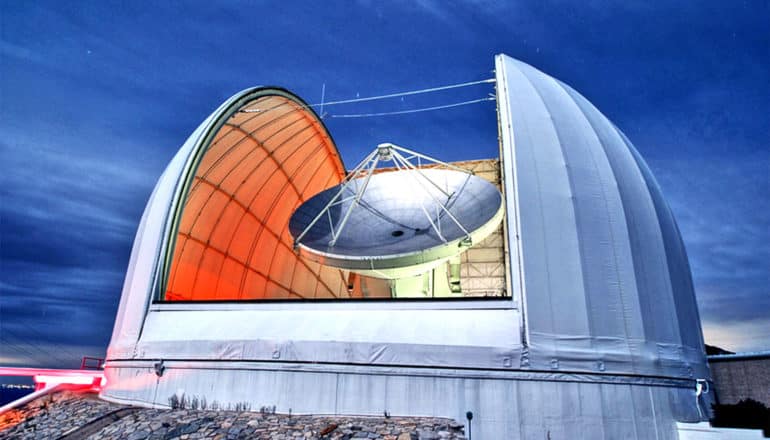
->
[103,361,699,440]
[455,160,507,298]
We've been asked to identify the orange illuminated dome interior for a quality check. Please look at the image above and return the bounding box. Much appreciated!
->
[163,91,389,301]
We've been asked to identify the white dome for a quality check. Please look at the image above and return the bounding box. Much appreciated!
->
[496,54,707,378]
[102,56,711,439]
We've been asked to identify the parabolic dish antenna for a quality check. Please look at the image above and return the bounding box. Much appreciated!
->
[289,143,504,279]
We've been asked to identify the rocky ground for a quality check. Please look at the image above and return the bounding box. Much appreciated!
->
[0,391,466,440]
[0,391,120,439]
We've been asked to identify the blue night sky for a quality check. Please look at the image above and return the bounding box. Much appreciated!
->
[1,1,768,367]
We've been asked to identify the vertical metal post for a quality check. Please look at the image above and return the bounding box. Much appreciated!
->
[293,149,377,247]
[466,411,473,440]
[329,155,379,246]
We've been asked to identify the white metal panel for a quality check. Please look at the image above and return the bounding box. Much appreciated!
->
[496,58,592,344]
[136,308,521,369]
[102,361,693,440]
[530,74,645,342]
[562,86,684,345]
[495,54,709,379]
[140,308,518,347]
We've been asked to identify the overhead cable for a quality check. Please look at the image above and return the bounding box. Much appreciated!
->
[12,321,85,361]
[238,78,495,114]
[329,97,495,118]
[2,325,84,365]
[315,78,495,107]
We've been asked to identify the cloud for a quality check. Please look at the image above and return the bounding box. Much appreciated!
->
[0,126,154,368]
[703,318,770,353]
[0,40,50,66]
[0,261,122,368]
[643,151,770,345]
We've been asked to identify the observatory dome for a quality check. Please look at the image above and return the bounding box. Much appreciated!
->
[102,55,710,439]
[495,55,707,377]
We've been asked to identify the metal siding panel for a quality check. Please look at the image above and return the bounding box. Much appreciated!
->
[556,382,581,430]
[140,309,519,347]
[629,384,659,439]
[101,365,158,406]
[516,380,547,438]
[470,378,514,437]
[495,55,528,338]
[381,375,413,416]
[138,308,521,369]
[103,362,702,439]
[600,383,638,439]
[541,381,569,439]
[666,381,702,423]
[516,67,645,353]
[564,87,683,347]
[555,83,650,345]
[623,136,705,353]
[577,382,607,438]
[497,54,707,379]
[527,71,636,340]
[499,57,591,344]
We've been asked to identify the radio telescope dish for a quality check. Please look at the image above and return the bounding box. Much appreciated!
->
[290,143,504,279]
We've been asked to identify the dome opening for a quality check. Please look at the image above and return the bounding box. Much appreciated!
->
[163,92,391,301]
